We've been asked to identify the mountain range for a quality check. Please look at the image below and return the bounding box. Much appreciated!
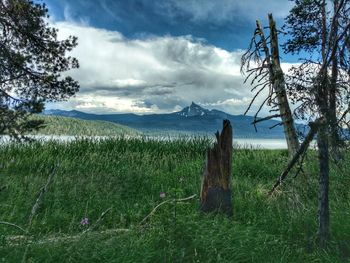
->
[44,102,289,138]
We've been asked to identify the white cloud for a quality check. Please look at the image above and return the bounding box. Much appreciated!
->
[65,94,157,114]
[112,79,147,88]
[49,22,296,116]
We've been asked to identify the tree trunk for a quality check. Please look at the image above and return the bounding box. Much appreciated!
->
[317,124,330,247]
[255,15,299,156]
[329,0,341,160]
[329,52,341,160]
[268,14,300,156]
[314,2,331,247]
[200,119,233,217]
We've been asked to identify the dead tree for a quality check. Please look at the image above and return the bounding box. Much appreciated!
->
[241,14,300,156]
[200,120,233,217]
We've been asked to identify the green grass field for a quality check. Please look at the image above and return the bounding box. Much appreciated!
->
[30,115,139,136]
[0,138,349,262]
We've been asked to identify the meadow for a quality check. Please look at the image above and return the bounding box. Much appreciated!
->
[0,138,349,262]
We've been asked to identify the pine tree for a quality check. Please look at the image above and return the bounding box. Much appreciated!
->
[0,0,79,139]
[283,0,350,247]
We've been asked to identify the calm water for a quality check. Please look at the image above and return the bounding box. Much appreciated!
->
[233,138,288,149]
[0,135,299,149]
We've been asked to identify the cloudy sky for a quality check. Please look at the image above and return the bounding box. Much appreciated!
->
[44,0,296,115]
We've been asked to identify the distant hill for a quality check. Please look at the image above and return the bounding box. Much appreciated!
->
[31,115,139,136]
[44,102,296,138]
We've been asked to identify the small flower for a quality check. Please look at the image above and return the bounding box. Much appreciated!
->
[80,217,89,226]
[159,192,166,199]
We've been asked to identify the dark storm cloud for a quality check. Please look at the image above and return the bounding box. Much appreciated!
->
[85,86,175,98]
[46,0,292,51]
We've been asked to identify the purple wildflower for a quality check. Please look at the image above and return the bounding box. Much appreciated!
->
[159,192,166,199]
[80,217,89,226]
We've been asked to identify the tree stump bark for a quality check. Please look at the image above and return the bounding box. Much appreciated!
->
[200,119,233,216]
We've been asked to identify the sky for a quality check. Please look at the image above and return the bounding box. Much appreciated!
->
[43,0,296,115]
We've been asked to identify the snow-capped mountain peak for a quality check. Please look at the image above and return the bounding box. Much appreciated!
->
[177,102,209,117]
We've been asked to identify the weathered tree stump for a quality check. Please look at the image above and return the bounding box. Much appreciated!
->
[200,119,233,216]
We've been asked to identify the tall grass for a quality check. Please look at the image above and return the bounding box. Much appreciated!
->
[0,138,349,262]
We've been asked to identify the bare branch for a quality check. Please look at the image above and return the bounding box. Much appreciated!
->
[140,194,197,225]
[0,221,27,233]
[244,84,269,116]
[251,114,281,125]
[268,118,324,196]
[28,164,59,225]
[269,122,283,129]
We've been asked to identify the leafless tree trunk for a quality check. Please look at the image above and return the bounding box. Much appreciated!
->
[268,118,322,196]
[241,14,299,156]
[268,14,300,155]
[200,120,233,217]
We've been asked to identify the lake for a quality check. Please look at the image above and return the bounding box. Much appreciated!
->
[0,135,303,149]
